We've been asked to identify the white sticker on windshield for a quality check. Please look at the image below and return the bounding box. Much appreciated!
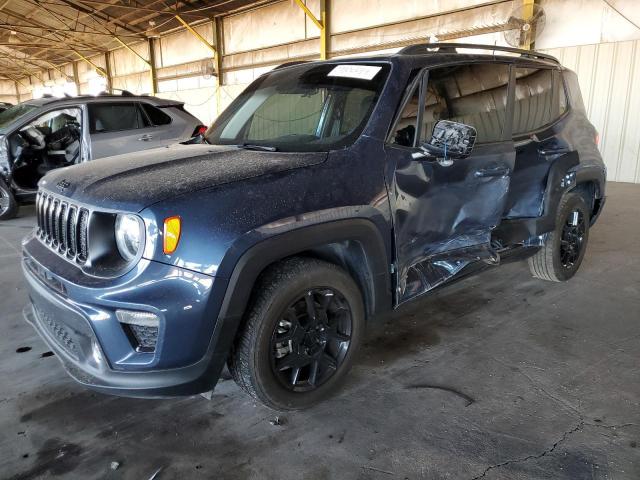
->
[328,65,382,80]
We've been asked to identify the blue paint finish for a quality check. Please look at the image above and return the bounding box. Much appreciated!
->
[21,49,606,397]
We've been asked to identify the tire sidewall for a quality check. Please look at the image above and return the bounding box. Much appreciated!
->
[0,178,18,220]
[551,194,590,281]
[250,265,365,410]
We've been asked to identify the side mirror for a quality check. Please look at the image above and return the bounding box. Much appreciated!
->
[420,120,477,165]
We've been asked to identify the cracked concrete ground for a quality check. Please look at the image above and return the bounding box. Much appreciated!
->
[1,182,639,480]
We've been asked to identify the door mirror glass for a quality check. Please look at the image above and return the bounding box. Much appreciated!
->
[421,120,477,160]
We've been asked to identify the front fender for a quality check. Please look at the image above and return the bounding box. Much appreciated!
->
[196,211,393,392]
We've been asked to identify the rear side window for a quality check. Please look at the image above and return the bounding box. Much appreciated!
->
[141,103,172,126]
[88,103,148,133]
[512,67,554,136]
[422,63,510,143]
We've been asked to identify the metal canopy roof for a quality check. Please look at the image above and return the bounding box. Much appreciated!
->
[0,0,269,80]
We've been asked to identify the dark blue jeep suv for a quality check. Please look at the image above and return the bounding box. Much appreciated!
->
[22,44,606,410]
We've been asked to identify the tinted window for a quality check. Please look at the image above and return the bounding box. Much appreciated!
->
[207,63,390,152]
[391,83,420,147]
[513,67,554,136]
[141,103,172,126]
[423,63,510,143]
[89,103,147,133]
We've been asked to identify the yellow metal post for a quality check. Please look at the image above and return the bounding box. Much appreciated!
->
[320,0,329,60]
[147,38,159,96]
[175,15,217,55]
[73,49,108,78]
[294,0,328,59]
[522,0,535,50]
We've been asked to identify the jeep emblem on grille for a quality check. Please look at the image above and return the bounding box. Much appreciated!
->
[56,179,71,192]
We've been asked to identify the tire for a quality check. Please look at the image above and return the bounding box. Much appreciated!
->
[228,257,365,410]
[0,179,18,221]
[528,192,590,282]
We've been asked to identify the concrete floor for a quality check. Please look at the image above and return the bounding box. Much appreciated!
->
[1,182,639,480]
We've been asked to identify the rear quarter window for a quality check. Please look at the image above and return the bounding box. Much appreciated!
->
[141,103,172,126]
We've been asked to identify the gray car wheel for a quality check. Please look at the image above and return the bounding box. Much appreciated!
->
[0,179,18,221]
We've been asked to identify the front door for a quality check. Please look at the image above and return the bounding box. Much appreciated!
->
[387,62,515,304]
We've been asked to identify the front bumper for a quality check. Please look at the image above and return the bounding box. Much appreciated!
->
[22,235,230,397]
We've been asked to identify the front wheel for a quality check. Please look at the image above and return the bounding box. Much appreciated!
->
[529,192,590,282]
[228,257,365,410]
[0,179,18,221]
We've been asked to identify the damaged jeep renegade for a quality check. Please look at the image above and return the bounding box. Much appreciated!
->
[22,44,605,410]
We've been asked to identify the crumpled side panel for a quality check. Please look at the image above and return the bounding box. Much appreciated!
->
[400,242,500,303]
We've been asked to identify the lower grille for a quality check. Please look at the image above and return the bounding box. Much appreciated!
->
[36,192,89,264]
[35,305,79,359]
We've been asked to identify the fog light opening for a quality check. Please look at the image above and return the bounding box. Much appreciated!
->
[116,310,160,353]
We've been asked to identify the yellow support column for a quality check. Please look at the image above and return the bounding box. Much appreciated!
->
[294,0,328,59]
[522,0,535,50]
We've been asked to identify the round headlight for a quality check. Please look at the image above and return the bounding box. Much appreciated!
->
[115,214,144,262]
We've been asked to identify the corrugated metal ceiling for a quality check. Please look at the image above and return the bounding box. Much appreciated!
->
[0,0,271,80]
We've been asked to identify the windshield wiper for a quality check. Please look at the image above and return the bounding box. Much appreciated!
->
[238,143,278,152]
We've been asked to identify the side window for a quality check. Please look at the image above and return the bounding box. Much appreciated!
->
[27,108,81,138]
[391,83,420,147]
[512,67,554,136]
[88,103,147,133]
[423,63,510,144]
[141,103,172,126]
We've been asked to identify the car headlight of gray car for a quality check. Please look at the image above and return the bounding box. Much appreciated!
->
[115,213,145,262]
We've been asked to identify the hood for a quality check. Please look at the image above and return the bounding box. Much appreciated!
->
[40,143,328,212]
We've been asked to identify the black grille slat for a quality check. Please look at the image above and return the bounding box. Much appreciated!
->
[51,200,61,247]
[77,209,89,262]
[35,191,89,265]
[59,203,67,251]
[43,195,52,240]
[47,197,56,243]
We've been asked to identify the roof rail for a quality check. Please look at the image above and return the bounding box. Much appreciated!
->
[274,60,309,70]
[398,43,559,64]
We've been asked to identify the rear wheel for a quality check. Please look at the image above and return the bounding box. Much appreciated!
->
[0,179,18,220]
[528,192,590,282]
[228,257,364,410]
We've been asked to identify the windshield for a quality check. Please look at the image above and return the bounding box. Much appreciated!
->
[206,63,390,152]
[0,103,39,130]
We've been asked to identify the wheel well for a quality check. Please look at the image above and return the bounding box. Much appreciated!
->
[570,181,600,218]
[254,241,379,320]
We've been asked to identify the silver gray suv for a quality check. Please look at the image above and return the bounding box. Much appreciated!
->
[0,92,205,219]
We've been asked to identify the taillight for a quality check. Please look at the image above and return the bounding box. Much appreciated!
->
[192,125,207,137]
[594,131,600,147]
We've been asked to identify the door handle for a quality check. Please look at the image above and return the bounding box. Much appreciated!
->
[474,166,510,178]
[138,134,153,141]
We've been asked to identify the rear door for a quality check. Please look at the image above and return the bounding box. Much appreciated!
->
[386,61,516,304]
[88,102,158,159]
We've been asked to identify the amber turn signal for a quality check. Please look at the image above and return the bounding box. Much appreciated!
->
[163,216,181,255]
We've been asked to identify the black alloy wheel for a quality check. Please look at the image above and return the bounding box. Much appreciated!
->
[270,288,352,392]
[559,208,586,268]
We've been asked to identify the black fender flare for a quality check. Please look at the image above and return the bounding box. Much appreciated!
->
[199,211,393,391]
